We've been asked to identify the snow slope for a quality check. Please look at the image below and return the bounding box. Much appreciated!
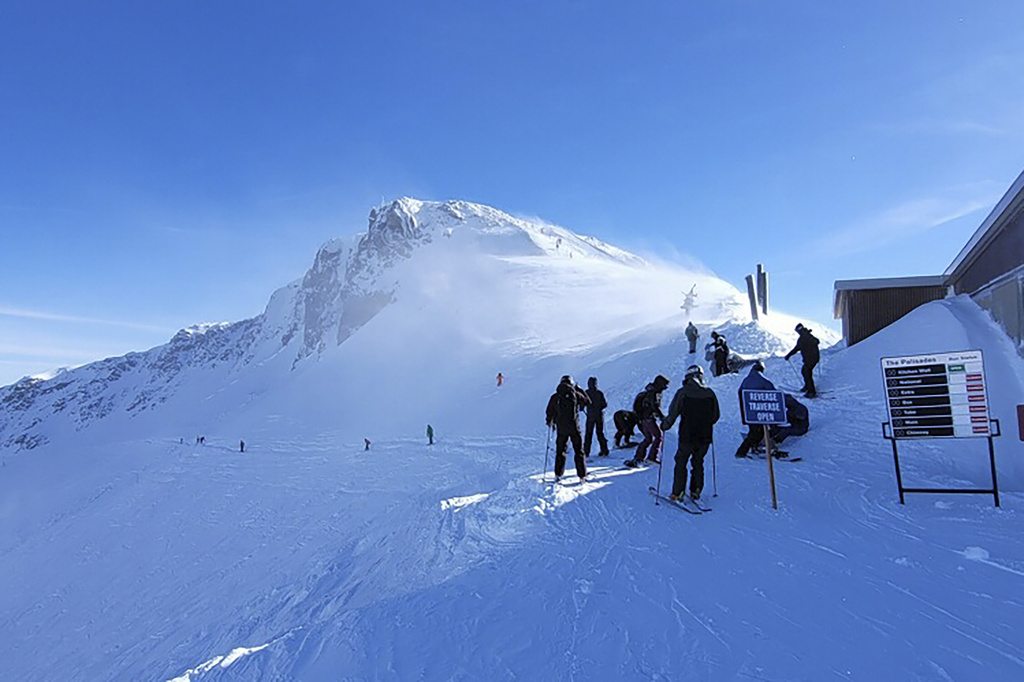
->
[2,199,1022,681]
[0,198,830,450]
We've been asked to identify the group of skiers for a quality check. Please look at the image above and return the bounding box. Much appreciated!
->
[544,322,819,505]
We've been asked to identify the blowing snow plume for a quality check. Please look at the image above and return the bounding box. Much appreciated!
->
[0,198,807,447]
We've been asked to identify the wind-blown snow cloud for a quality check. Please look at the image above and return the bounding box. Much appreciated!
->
[812,194,994,258]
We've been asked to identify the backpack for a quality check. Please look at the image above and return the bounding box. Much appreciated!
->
[632,390,646,418]
[555,386,579,420]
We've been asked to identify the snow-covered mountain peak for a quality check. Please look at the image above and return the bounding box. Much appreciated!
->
[0,196,830,450]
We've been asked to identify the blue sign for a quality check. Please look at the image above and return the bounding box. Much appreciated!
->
[741,389,787,425]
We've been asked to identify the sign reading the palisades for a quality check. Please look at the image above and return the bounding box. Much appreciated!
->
[881,350,989,439]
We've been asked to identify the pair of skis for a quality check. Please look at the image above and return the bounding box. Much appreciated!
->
[648,486,712,515]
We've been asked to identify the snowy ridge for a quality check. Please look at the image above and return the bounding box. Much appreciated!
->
[0,197,823,450]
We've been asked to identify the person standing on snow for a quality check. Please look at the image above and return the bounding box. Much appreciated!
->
[685,322,699,354]
[662,365,720,503]
[713,334,730,377]
[785,323,820,398]
[625,374,670,467]
[734,360,777,458]
[427,424,434,445]
[496,372,504,387]
[545,375,591,482]
[583,377,610,457]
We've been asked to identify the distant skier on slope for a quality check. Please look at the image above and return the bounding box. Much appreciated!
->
[496,372,504,387]
[785,323,820,398]
[545,375,591,482]
[613,409,639,447]
[583,377,610,457]
[239,440,245,453]
[625,374,670,467]
[685,321,699,354]
[662,365,720,503]
[364,438,371,451]
[734,361,779,458]
[427,424,434,445]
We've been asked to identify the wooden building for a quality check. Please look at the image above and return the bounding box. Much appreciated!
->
[833,276,947,347]
[834,170,1024,350]
[945,171,1024,352]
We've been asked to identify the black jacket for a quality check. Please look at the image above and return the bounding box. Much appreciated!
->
[585,379,607,418]
[635,384,667,422]
[663,378,720,442]
[545,382,590,433]
[786,328,820,365]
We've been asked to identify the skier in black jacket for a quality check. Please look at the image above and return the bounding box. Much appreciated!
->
[545,375,591,481]
[613,410,638,447]
[713,334,730,377]
[625,374,670,467]
[785,323,820,398]
[770,393,809,443]
[662,365,720,502]
[583,377,610,457]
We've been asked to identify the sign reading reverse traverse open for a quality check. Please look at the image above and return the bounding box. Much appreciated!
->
[881,350,990,439]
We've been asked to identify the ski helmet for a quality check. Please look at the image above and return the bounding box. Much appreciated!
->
[560,374,574,385]
[684,365,703,382]
[752,360,765,373]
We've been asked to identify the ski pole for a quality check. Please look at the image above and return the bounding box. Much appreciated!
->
[711,438,718,497]
[543,425,553,484]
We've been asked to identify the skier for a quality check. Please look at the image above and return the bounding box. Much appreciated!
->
[613,409,639,447]
[583,377,610,457]
[239,440,245,453]
[662,365,720,503]
[770,393,809,444]
[545,375,591,482]
[734,361,778,458]
[713,334,730,377]
[496,372,504,387]
[785,323,820,398]
[624,374,670,467]
[364,438,371,451]
[427,424,434,445]
[685,321,699,354]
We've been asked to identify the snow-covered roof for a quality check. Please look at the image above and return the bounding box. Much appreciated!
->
[944,168,1024,280]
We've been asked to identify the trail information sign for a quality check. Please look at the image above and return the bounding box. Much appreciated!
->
[881,350,990,439]
[741,389,787,425]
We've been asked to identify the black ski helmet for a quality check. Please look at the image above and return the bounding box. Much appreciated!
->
[752,360,765,373]
[653,374,670,390]
[560,374,574,386]
[684,365,703,382]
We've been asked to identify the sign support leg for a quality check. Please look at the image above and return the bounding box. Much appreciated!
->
[891,437,905,505]
[765,428,778,510]
[988,435,1000,508]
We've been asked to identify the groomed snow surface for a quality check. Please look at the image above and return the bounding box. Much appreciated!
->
[1,295,1023,681]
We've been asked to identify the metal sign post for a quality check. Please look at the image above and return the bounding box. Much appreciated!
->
[881,350,1002,507]
[741,389,788,510]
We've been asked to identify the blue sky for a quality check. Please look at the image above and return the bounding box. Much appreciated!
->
[2,1,1023,385]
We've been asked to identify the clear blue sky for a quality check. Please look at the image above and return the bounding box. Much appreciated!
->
[3,1,1023,385]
